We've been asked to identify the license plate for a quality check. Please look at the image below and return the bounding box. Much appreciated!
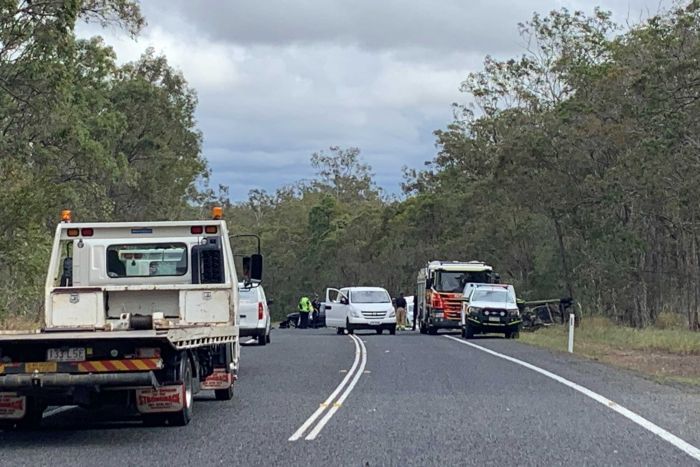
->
[47,348,86,362]
[488,316,501,322]
[370,321,381,326]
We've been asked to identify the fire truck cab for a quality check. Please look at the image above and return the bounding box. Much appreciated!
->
[416,260,498,335]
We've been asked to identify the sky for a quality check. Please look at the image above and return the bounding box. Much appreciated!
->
[84,0,674,200]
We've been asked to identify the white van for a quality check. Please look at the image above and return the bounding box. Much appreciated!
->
[323,287,396,335]
[238,283,271,345]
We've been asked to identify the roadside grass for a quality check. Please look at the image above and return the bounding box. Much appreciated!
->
[0,313,41,331]
[520,315,700,386]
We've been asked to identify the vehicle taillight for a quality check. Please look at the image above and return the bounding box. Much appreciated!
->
[431,292,445,309]
[205,226,218,234]
[81,228,94,236]
[67,228,79,237]
[258,302,264,320]
[191,226,204,234]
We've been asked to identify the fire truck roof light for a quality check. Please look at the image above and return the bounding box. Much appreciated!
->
[61,210,72,223]
[212,206,223,220]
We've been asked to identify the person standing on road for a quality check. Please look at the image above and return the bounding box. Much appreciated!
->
[311,295,321,329]
[298,296,313,329]
[395,293,407,331]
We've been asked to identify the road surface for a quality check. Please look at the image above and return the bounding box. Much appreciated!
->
[1,328,699,466]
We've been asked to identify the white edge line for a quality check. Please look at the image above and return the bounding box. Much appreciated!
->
[305,336,368,440]
[288,335,361,441]
[443,335,700,463]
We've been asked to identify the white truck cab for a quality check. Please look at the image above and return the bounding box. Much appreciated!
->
[323,287,396,335]
[460,284,521,339]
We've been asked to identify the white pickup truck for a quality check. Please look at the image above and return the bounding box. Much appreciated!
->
[0,209,261,427]
[323,287,396,335]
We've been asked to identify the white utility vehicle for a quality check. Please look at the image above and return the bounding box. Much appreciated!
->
[323,287,396,335]
[460,284,521,339]
[0,208,261,428]
[238,283,271,345]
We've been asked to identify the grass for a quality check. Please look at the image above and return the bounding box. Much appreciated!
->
[520,315,700,386]
[0,313,41,331]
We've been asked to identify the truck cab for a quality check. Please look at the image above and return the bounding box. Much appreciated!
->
[416,260,498,334]
[323,287,397,335]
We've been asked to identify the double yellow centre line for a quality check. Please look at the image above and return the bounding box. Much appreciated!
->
[289,334,367,441]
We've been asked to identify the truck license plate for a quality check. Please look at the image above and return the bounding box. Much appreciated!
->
[47,348,86,362]
[488,316,501,322]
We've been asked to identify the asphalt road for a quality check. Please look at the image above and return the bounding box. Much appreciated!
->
[1,328,699,466]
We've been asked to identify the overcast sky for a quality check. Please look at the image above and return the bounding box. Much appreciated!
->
[88,0,674,200]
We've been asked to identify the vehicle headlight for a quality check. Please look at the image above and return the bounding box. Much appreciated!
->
[508,309,520,317]
[387,309,395,317]
[350,309,362,318]
[469,307,482,315]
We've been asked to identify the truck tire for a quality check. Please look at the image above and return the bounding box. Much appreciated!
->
[215,383,234,401]
[0,397,45,430]
[257,330,267,346]
[419,320,427,334]
[169,354,194,426]
[428,326,437,335]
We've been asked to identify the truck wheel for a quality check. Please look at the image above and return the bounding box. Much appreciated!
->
[170,354,194,426]
[419,320,427,334]
[1,397,46,430]
[215,383,234,401]
[428,326,437,335]
[257,331,267,346]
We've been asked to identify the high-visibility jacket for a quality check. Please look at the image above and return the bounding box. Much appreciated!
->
[299,296,312,313]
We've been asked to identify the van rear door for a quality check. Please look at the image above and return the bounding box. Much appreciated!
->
[238,286,261,330]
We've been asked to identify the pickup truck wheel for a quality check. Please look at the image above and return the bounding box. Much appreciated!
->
[169,354,194,426]
[257,331,267,346]
[465,324,475,339]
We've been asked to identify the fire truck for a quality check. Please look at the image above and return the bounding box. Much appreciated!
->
[415,260,498,334]
[0,208,260,428]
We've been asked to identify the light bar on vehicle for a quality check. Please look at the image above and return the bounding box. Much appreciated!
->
[61,210,72,223]
[212,206,223,220]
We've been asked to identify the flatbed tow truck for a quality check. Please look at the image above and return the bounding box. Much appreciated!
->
[0,208,261,427]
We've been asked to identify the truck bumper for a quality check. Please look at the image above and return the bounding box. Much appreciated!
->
[0,371,158,390]
[465,318,522,333]
[429,318,461,329]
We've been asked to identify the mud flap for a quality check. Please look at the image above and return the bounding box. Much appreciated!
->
[0,393,26,419]
[201,369,233,390]
[136,385,185,414]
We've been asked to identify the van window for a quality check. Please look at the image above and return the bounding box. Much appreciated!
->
[107,243,187,278]
[350,290,391,304]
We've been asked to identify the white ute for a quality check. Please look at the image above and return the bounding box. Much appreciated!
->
[238,283,271,345]
[323,287,397,335]
[0,208,261,428]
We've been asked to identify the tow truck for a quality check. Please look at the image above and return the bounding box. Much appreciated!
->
[0,208,262,427]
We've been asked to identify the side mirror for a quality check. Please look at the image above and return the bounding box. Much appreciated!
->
[340,297,349,305]
[250,253,263,281]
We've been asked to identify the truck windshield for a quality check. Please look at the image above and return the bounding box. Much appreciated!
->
[435,271,490,292]
[471,289,515,303]
[351,290,391,303]
[107,243,187,278]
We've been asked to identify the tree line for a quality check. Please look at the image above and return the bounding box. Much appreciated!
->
[229,4,700,330]
[2,2,699,331]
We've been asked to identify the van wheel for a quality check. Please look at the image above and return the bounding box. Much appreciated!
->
[389,326,396,335]
[346,320,354,334]
[336,327,344,335]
